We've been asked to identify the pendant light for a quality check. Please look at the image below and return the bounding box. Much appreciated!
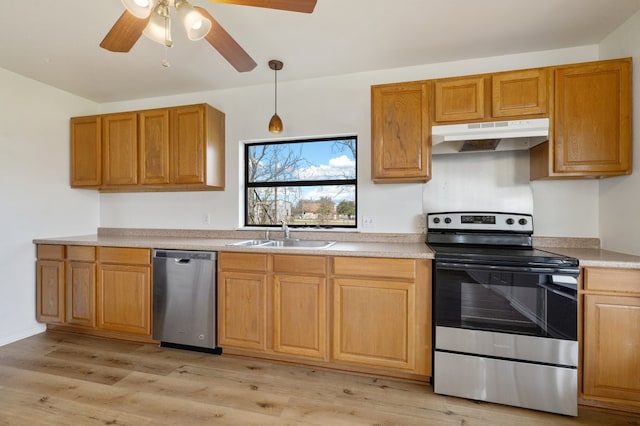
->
[268,59,284,134]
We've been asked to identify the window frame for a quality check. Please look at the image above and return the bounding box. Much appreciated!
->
[243,135,358,229]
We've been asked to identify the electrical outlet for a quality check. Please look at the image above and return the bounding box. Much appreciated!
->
[362,216,375,228]
[202,213,211,225]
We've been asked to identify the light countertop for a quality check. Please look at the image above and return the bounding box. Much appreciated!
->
[33,232,434,260]
[33,229,640,267]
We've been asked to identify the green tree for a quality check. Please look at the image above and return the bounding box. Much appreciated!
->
[317,196,335,223]
[337,200,356,218]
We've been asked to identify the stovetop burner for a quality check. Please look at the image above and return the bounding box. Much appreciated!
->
[426,211,579,270]
[430,244,579,268]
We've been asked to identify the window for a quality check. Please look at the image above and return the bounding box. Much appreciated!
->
[245,136,357,228]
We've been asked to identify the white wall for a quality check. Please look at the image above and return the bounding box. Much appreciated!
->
[100,46,601,236]
[598,10,640,255]
[0,68,100,345]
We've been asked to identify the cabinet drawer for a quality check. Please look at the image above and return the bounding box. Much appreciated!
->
[584,267,640,294]
[99,247,150,265]
[273,255,326,275]
[332,257,416,280]
[67,245,96,262]
[37,244,65,260]
[219,252,268,272]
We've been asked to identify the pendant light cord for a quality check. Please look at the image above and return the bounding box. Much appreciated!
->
[274,67,278,115]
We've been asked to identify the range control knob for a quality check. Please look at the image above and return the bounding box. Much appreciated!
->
[519,218,528,226]
[506,218,515,225]
[433,217,440,224]
[444,217,452,224]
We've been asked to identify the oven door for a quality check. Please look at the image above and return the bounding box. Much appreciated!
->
[434,261,578,342]
[433,260,579,416]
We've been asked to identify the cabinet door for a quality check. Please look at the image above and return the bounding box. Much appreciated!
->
[171,105,205,184]
[218,271,267,351]
[434,76,485,122]
[102,112,138,186]
[492,69,548,118]
[583,294,640,402]
[70,116,101,187]
[97,263,151,336]
[371,82,430,182]
[552,59,631,175]
[66,261,96,327]
[36,260,65,323]
[273,274,327,359]
[333,278,416,371]
[139,109,170,185]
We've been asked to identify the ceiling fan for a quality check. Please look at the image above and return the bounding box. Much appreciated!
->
[100,0,317,72]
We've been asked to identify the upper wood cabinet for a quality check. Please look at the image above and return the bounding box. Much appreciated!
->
[434,76,485,122]
[70,103,225,191]
[531,58,632,179]
[171,104,225,187]
[371,81,431,183]
[102,112,138,186]
[433,69,548,123]
[492,69,548,118]
[70,116,101,188]
[139,108,170,185]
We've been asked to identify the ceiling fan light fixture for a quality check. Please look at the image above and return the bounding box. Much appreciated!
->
[121,0,155,19]
[142,7,173,47]
[176,1,212,41]
[268,59,284,134]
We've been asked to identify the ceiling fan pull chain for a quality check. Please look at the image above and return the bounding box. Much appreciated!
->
[162,44,171,68]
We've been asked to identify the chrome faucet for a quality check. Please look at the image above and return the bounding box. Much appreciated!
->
[281,219,291,239]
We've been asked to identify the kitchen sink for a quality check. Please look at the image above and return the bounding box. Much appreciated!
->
[227,239,336,249]
[228,239,271,247]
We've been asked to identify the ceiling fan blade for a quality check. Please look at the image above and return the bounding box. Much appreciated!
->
[195,7,257,72]
[100,10,149,53]
[208,0,317,13]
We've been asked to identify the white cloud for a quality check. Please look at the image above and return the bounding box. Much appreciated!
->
[298,155,356,180]
[329,155,356,168]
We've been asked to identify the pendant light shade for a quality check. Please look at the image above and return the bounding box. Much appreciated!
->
[121,0,155,19]
[268,113,283,133]
[143,5,172,46]
[176,1,212,41]
[268,59,284,134]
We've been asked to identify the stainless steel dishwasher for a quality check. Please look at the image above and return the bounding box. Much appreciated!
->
[152,249,221,354]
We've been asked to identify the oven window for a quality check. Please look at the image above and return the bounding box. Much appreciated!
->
[435,267,577,340]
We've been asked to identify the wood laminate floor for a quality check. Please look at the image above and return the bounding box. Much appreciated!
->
[0,332,638,425]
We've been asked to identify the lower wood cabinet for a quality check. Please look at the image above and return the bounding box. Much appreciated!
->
[36,245,65,324]
[332,257,431,376]
[581,267,640,412]
[218,251,431,380]
[36,244,152,342]
[218,252,328,360]
[97,247,152,337]
[272,255,327,360]
[65,246,96,328]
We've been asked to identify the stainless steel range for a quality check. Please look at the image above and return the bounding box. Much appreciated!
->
[427,212,579,416]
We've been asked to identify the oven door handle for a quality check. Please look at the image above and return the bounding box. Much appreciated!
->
[538,282,578,300]
[435,261,570,275]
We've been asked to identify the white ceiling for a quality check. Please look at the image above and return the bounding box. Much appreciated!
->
[2,0,640,103]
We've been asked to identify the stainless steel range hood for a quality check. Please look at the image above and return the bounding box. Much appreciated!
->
[431,118,549,155]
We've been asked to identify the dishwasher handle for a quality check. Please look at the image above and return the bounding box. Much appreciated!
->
[153,249,217,262]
